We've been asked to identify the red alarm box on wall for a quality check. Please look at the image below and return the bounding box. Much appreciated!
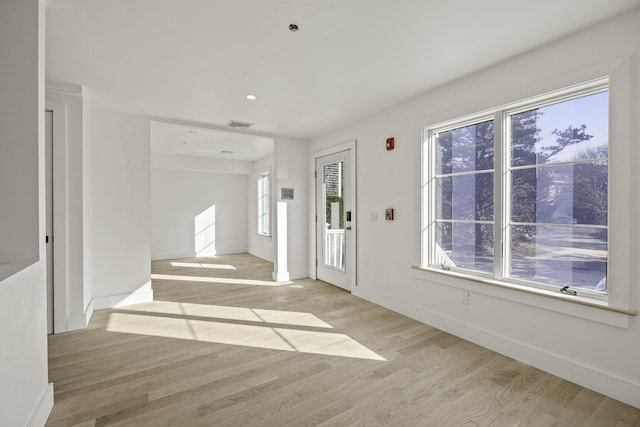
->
[386,138,395,151]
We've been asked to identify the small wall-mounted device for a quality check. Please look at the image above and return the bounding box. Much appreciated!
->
[386,137,395,151]
[281,187,294,200]
[385,208,394,221]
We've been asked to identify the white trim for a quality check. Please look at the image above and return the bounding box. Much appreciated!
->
[151,251,196,261]
[354,285,640,409]
[313,140,357,160]
[44,98,68,334]
[66,298,94,331]
[151,247,249,261]
[248,238,274,263]
[92,281,154,310]
[84,298,94,327]
[272,270,290,282]
[26,383,53,427]
[45,80,82,95]
[287,270,308,280]
[45,82,87,333]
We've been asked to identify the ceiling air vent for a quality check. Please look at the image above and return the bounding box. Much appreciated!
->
[226,120,254,129]
[220,150,235,155]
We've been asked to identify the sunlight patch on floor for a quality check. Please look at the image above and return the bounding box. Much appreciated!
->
[106,312,385,361]
[170,262,237,270]
[151,273,292,286]
[123,301,333,329]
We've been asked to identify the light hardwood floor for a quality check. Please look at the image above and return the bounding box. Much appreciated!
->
[47,253,640,426]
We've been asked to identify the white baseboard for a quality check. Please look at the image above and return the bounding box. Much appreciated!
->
[84,298,94,326]
[354,285,640,409]
[27,383,53,427]
[151,250,195,261]
[152,248,249,261]
[288,270,308,280]
[93,282,154,310]
[66,299,94,331]
[248,246,274,263]
[272,270,290,282]
[215,247,249,255]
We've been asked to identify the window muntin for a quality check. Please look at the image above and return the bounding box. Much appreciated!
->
[425,81,609,299]
[257,171,270,236]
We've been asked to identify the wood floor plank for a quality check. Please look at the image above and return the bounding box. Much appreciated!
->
[46,253,640,426]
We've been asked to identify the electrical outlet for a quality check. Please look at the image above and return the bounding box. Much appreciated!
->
[459,291,469,305]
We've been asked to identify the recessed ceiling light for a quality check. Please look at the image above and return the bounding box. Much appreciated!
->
[246,94,257,100]
[289,24,299,32]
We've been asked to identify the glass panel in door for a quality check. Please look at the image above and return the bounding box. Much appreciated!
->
[323,160,345,270]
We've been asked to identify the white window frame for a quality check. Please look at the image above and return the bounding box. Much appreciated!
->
[257,170,271,237]
[419,58,634,323]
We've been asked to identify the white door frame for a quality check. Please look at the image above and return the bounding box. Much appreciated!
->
[45,100,68,333]
[310,140,357,289]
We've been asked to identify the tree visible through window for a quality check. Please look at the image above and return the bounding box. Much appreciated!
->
[434,120,494,273]
[425,81,609,297]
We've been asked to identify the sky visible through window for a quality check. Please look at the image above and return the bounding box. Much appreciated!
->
[535,91,608,160]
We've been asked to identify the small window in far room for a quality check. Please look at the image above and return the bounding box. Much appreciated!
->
[257,171,271,236]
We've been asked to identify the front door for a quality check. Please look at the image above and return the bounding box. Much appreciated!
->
[315,150,354,290]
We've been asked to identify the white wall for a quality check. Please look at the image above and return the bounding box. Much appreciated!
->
[151,164,249,260]
[89,109,152,309]
[309,10,640,408]
[275,137,309,279]
[0,0,53,425]
[248,154,274,262]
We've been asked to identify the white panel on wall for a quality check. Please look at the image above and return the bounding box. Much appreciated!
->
[151,168,249,260]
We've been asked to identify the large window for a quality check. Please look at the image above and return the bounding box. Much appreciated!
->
[257,171,270,236]
[424,79,609,300]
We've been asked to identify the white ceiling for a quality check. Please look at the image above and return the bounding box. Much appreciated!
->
[45,0,640,139]
[150,121,273,161]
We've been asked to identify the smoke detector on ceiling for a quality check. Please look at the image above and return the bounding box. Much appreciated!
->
[226,120,254,129]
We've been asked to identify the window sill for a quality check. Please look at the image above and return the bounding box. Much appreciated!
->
[412,265,636,328]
